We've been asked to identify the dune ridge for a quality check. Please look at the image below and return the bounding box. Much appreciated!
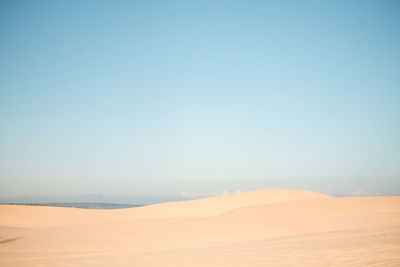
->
[1,188,399,266]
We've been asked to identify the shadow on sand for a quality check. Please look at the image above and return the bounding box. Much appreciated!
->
[0,236,23,244]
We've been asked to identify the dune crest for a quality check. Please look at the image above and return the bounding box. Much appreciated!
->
[118,188,332,219]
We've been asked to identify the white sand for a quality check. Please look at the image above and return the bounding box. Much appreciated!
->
[1,188,399,266]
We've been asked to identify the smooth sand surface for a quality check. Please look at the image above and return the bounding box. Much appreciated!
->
[1,188,399,266]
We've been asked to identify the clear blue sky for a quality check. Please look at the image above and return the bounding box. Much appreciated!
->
[1,0,399,201]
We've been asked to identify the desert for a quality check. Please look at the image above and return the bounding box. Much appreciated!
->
[1,188,399,266]
[2,1,399,266]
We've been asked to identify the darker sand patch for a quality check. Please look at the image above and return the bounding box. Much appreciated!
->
[0,236,23,244]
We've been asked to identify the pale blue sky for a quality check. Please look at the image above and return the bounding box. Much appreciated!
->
[1,0,399,201]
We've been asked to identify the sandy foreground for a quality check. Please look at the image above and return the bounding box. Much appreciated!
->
[1,188,399,266]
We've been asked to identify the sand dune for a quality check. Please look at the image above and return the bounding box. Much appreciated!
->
[1,188,399,266]
[0,188,330,228]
